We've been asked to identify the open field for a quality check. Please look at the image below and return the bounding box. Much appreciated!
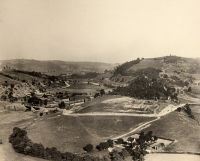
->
[143,111,200,153]
[77,95,168,114]
[27,115,155,153]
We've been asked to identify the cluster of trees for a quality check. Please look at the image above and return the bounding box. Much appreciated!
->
[113,58,141,76]
[96,140,113,151]
[27,92,43,106]
[83,139,114,153]
[9,127,110,161]
[176,104,195,119]
[13,70,43,78]
[83,141,132,161]
[83,131,158,161]
[0,72,14,80]
[13,69,67,87]
[0,82,18,102]
[131,68,161,79]
[109,149,130,161]
[117,131,157,161]
[9,127,157,161]
[113,75,177,100]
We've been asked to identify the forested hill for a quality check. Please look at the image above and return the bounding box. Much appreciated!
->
[110,56,200,100]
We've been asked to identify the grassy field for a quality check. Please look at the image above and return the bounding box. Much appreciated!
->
[143,111,200,153]
[27,115,154,153]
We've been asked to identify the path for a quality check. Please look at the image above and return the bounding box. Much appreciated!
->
[113,117,160,139]
[63,104,185,117]
[64,112,157,117]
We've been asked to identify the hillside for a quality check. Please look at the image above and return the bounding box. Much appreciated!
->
[114,56,200,75]
[111,56,200,87]
[0,59,115,75]
[143,109,200,153]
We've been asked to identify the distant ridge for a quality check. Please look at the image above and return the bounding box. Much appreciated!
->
[0,59,115,75]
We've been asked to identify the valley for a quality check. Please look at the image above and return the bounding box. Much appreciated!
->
[0,56,200,161]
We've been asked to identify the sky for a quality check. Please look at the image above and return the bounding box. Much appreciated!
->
[0,0,200,63]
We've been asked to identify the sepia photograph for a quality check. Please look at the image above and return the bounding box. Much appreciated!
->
[0,0,200,161]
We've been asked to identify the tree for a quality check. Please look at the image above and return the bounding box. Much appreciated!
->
[115,138,124,144]
[94,93,100,98]
[119,149,130,159]
[44,99,48,106]
[107,139,114,147]
[96,142,109,151]
[58,101,65,109]
[110,150,123,161]
[100,89,105,96]
[83,144,93,153]
[188,86,192,92]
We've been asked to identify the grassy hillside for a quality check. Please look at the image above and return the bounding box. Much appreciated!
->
[112,56,200,81]
[27,115,154,153]
[143,110,200,153]
[128,56,200,74]
[0,59,115,75]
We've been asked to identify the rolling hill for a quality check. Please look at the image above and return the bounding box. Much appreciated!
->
[111,56,200,85]
[0,59,115,75]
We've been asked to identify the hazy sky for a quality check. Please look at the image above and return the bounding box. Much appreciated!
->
[0,0,200,63]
